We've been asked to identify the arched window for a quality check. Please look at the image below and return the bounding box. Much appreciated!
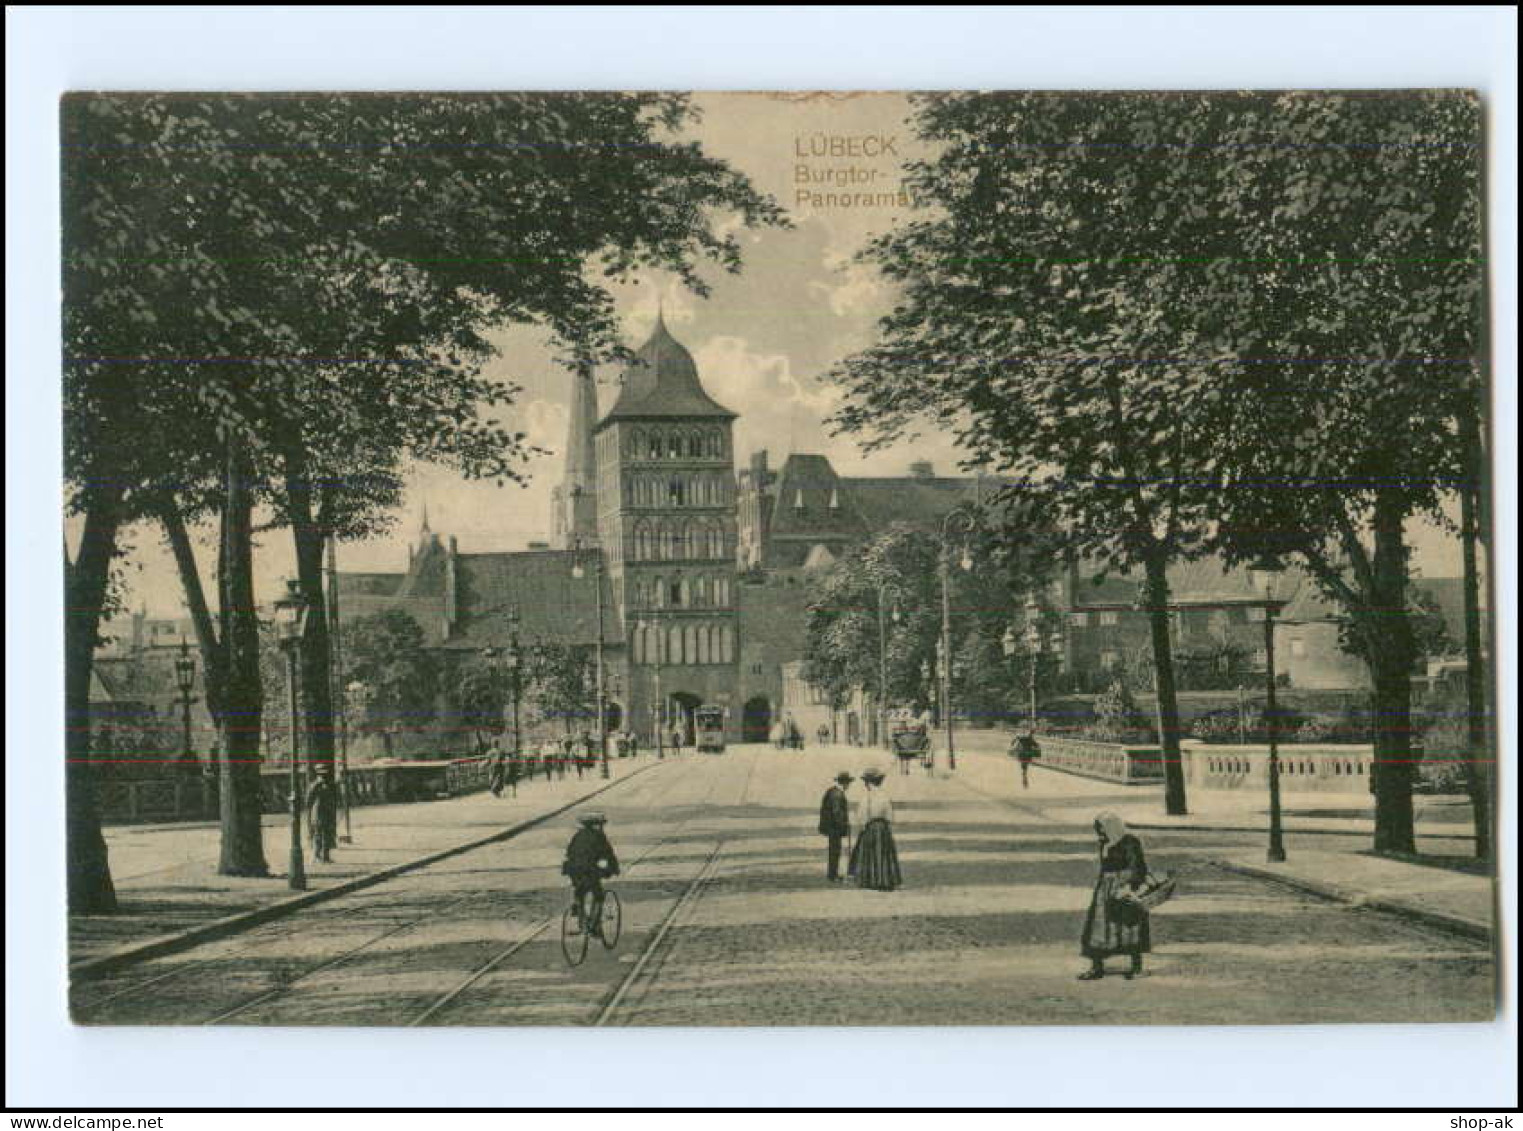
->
[669,477,685,506]
[684,625,699,663]
[668,433,681,459]
[675,575,688,607]
[693,576,708,606]
[652,575,665,608]
[668,625,684,665]
[630,430,644,460]
[716,576,730,605]
[719,624,734,664]
[648,433,661,460]
[634,523,651,560]
[696,624,711,664]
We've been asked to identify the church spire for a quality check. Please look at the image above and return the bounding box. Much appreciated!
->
[553,364,600,547]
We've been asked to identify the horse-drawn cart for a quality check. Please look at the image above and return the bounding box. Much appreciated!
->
[890,717,932,774]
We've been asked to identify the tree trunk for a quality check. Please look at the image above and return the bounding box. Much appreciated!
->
[1458,405,1490,860]
[1366,492,1417,855]
[159,503,227,720]
[1141,551,1188,815]
[217,443,270,876]
[66,489,123,914]
[283,459,336,778]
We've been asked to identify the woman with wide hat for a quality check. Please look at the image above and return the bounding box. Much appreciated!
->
[848,767,902,891]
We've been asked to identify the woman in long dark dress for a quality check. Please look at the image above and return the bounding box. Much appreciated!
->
[848,768,902,891]
[1079,812,1150,980]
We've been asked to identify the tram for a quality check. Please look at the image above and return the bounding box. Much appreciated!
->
[695,705,727,753]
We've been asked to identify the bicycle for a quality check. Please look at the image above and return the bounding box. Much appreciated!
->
[560,883,623,967]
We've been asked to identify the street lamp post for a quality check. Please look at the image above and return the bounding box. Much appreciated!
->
[875,583,900,750]
[607,671,623,756]
[274,579,310,891]
[174,637,197,770]
[1249,558,1288,864]
[571,537,609,779]
[1004,602,1062,733]
[938,510,977,771]
[635,611,666,760]
[482,607,524,769]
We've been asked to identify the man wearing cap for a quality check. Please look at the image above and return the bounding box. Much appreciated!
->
[818,772,854,882]
[562,813,620,934]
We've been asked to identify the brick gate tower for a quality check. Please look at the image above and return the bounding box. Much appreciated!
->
[593,313,741,742]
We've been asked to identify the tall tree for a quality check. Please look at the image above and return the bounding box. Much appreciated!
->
[61,92,784,901]
[1202,91,1484,854]
[830,93,1245,814]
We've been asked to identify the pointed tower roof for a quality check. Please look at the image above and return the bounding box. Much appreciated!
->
[596,312,736,428]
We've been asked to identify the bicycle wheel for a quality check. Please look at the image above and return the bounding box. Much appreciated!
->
[598,890,623,949]
[560,903,589,967]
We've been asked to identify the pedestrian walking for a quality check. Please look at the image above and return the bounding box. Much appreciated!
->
[574,730,591,779]
[1013,730,1040,789]
[770,721,785,750]
[670,726,684,755]
[504,749,521,797]
[1079,812,1151,981]
[487,739,506,797]
[848,767,902,891]
[307,766,338,863]
[817,772,853,882]
[558,735,573,779]
[817,723,831,746]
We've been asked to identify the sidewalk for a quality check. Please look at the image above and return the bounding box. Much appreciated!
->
[1212,850,1495,939]
[72,756,665,973]
[931,744,1495,939]
[943,738,1476,841]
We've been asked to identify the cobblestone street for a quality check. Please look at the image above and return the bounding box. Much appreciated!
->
[72,745,1496,1027]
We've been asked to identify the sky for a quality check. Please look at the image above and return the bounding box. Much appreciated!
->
[83,91,1467,618]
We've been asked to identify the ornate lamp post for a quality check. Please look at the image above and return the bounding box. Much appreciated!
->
[481,607,524,766]
[344,679,370,832]
[571,537,609,779]
[273,579,310,891]
[638,614,665,759]
[607,671,623,757]
[174,637,197,770]
[937,510,977,771]
[875,583,901,749]
[1004,600,1063,732]
[1249,557,1289,864]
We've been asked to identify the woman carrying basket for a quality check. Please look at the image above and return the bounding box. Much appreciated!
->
[1078,811,1156,981]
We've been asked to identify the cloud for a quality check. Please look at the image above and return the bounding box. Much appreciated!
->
[808,254,892,317]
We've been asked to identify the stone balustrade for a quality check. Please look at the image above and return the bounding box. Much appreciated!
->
[1027,735,1165,784]
[1185,742,1376,794]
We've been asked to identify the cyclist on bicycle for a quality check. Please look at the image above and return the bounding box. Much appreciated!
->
[562,813,620,935]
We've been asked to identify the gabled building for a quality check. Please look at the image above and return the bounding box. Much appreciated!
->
[336,316,994,751]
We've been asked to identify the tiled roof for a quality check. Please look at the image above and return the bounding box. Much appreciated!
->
[597,314,736,425]
[1070,557,1314,611]
[335,571,405,597]
[843,476,983,533]
[444,550,619,651]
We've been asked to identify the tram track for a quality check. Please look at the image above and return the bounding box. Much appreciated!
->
[593,839,725,1027]
[72,762,679,1024]
[210,757,736,1027]
[408,750,750,1028]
